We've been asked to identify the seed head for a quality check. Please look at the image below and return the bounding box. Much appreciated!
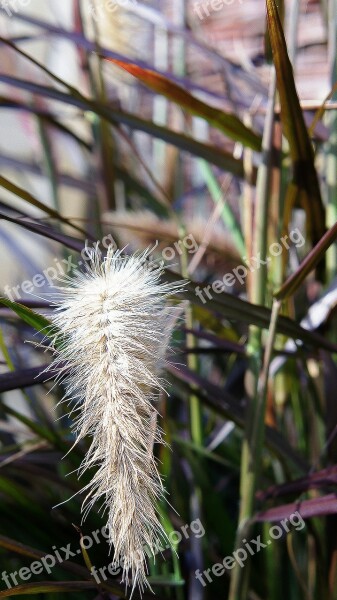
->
[45,246,183,593]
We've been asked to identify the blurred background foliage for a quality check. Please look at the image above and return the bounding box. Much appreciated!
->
[0,1,337,599]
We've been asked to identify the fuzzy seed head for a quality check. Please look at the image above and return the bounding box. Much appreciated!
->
[45,247,183,593]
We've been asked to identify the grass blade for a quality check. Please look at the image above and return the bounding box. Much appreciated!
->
[266,0,325,245]
[106,59,262,151]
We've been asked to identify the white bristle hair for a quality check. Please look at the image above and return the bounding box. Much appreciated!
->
[45,245,184,593]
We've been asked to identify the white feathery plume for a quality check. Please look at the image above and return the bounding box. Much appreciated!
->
[45,246,183,593]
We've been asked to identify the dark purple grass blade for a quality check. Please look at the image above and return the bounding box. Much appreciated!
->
[256,494,337,522]
[182,329,316,359]
[0,211,88,251]
[257,465,337,501]
[183,328,246,354]
[0,215,47,275]
[0,365,50,393]
[0,96,91,150]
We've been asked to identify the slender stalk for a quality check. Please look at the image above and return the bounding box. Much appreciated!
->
[37,117,60,212]
[242,109,256,298]
[0,327,14,371]
[179,223,203,446]
[196,159,245,256]
[173,6,203,599]
[326,0,337,282]
[228,69,276,600]
[229,299,281,600]
[171,0,203,447]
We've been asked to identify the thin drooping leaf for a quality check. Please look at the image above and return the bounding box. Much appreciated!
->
[0,211,86,252]
[0,366,49,393]
[257,465,337,501]
[0,298,51,333]
[0,96,91,151]
[0,535,88,578]
[266,0,325,244]
[173,435,238,469]
[0,582,100,597]
[106,59,262,151]
[308,80,337,137]
[2,405,60,446]
[183,328,246,354]
[274,220,337,300]
[0,175,88,237]
[256,493,337,522]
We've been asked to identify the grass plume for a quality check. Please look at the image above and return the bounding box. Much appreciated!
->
[45,246,183,593]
